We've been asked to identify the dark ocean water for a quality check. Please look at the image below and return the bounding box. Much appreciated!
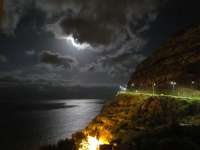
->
[0,99,105,150]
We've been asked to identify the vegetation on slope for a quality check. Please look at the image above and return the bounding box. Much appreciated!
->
[39,93,200,150]
[72,93,200,149]
[128,25,200,88]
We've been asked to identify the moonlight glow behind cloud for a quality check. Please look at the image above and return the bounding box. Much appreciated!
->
[64,35,91,50]
[0,0,199,86]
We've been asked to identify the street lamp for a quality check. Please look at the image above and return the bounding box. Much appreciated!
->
[130,83,135,91]
[191,81,195,89]
[152,83,156,96]
[131,83,135,87]
[170,81,177,94]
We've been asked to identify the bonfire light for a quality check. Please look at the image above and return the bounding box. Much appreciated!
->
[79,136,109,150]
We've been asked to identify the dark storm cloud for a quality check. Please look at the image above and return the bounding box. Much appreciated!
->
[40,51,78,69]
[60,17,114,45]
[25,50,36,56]
[0,54,8,63]
[81,35,146,78]
[0,0,169,84]
[1,0,166,43]
[81,51,145,79]
[58,0,166,45]
[0,0,4,26]
[48,0,166,79]
[1,0,28,34]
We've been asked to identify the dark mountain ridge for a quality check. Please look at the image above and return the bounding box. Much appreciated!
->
[128,25,200,88]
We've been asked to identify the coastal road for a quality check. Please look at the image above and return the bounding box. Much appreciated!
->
[117,91,200,101]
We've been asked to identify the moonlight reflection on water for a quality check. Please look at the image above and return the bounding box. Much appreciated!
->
[0,99,105,150]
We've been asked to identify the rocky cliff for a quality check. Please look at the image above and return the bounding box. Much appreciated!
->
[128,25,200,88]
[73,93,200,150]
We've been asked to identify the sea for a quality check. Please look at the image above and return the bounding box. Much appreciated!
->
[0,99,105,150]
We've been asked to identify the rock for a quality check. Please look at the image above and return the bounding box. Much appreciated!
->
[73,94,200,149]
[128,25,200,88]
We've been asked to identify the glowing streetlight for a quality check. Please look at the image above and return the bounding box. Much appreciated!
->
[152,83,156,95]
[131,83,135,88]
[170,81,177,94]
[130,83,135,91]
[191,81,195,89]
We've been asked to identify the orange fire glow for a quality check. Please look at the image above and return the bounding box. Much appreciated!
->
[79,136,109,150]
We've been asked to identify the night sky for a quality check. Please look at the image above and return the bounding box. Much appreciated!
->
[0,0,200,87]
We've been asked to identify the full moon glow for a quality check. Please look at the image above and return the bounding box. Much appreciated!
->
[65,35,91,50]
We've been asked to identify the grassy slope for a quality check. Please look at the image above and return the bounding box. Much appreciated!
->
[74,93,200,149]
